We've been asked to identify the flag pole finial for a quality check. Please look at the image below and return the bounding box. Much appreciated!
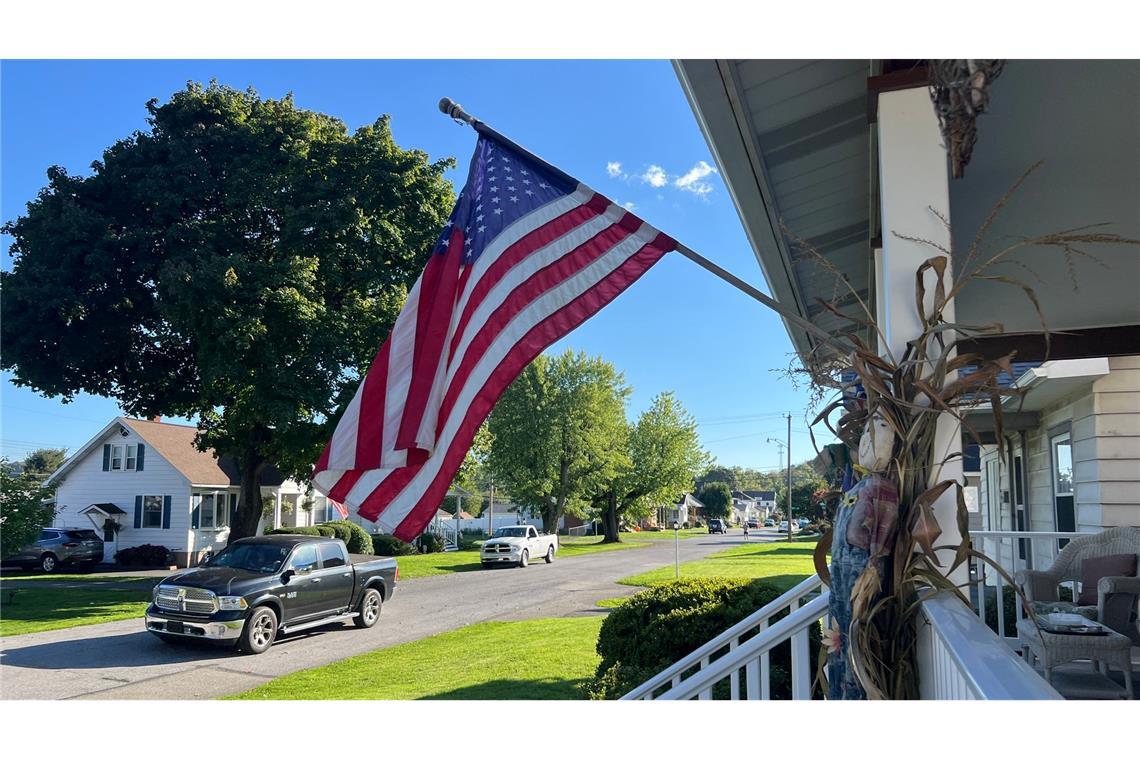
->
[439,98,477,127]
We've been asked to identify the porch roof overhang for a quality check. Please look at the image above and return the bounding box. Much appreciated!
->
[79,503,127,516]
[674,60,1140,364]
[674,59,876,362]
[1002,357,1110,412]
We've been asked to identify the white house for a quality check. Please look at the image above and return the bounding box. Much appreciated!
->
[45,416,371,567]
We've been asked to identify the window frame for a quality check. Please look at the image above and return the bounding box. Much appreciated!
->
[192,490,232,530]
[111,444,123,471]
[124,443,137,471]
[142,495,163,528]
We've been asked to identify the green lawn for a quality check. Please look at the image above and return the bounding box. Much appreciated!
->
[618,537,821,592]
[230,617,603,700]
[0,572,156,582]
[391,537,647,579]
[0,586,153,636]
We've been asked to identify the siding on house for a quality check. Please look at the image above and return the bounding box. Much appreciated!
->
[53,425,193,557]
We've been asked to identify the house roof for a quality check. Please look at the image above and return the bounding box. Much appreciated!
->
[46,416,288,488]
[743,490,776,500]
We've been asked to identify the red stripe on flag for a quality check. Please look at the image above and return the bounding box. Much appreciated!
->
[388,237,671,541]
[435,222,635,431]
[396,231,465,451]
[328,470,365,504]
[354,339,391,469]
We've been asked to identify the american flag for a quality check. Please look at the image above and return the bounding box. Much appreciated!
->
[311,132,676,540]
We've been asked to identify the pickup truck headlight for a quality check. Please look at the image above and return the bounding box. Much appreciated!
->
[218,596,248,611]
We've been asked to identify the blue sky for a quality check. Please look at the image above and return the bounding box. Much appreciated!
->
[1,59,818,471]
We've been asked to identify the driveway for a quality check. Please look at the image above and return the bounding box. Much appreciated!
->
[0,531,774,700]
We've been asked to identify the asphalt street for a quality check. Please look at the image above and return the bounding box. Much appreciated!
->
[0,530,782,700]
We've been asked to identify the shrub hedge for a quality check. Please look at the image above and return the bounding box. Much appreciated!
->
[416,532,445,554]
[114,544,171,566]
[266,526,323,537]
[372,534,419,557]
[585,577,821,700]
[319,520,372,553]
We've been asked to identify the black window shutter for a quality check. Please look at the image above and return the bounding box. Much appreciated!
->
[103,444,111,471]
[191,499,200,529]
[162,495,172,529]
[230,493,238,525]
[136,444,146,471]
[134,495,143,529]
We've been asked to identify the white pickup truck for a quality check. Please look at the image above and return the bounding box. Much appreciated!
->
[480,525,558,568]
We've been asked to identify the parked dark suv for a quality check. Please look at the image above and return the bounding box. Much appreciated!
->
[707,519,727,534]
[4,528,103,572]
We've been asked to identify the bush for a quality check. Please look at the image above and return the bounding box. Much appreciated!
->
[314,525,337,538]
[585,577,821,700]
[416,532,445,554]
[114,544,171,566]
[266,526,323,537]
[372,534,419,557]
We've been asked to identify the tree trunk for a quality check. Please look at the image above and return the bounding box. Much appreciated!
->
[601,491,621,543]
[230,453,268,540]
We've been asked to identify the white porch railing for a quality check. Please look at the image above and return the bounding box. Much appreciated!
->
[970,530,1085,643]
[918,592,1062,699]
[621,575,826,700]
[622,568,1062,700]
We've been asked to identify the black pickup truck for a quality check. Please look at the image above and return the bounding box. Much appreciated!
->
[145,535,397,654]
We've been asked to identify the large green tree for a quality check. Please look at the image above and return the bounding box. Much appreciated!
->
[0,465,57,558]
[488,350,629,533]
[1,83,455,539]
[21,448,69,479]
[594,392,708,542]
[696,480,733,521]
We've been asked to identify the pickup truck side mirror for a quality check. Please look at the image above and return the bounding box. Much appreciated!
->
[281,569,294,584]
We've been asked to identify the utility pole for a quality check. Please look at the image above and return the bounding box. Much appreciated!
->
[785,412,793,543]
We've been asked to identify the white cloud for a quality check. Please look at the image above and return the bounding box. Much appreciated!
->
[640,164,668,188]
[622,201,636,211]
[606,161,624,178]
[674,160,718,196]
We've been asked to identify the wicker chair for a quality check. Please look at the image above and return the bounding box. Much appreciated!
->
[1015,526,1140,646]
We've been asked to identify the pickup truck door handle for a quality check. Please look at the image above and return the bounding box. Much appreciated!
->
[310,578,321,583]
[342,572,352,577]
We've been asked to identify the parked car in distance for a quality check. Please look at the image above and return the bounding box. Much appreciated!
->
[707,518,727,534]
[145,535,397,654]
[746,519,760,529]
[764,519,775,527]
[3,528,103,572]
[798,518,811,529]
[778,520,794,532]
[480,525,558,568]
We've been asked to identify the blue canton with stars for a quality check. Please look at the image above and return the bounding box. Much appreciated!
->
[431,135,580,264]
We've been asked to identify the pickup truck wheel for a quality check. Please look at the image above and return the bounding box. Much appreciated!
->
[238,606,278,654]
[518,549,529,568]
[354,588,382,629]
[545,545,554,564]
[40,553,58,573]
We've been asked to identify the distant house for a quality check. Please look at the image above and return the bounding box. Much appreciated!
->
[45,417,367,567]
[743,490,777,518]
[648,493,704,528]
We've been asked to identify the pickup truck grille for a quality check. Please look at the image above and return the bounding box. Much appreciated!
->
[484,545,512,553]
[155,585,218,615]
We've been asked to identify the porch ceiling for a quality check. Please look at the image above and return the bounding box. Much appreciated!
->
[674,60,874,360]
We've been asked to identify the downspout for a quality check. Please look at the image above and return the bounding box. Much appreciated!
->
[1019,429,1033,570]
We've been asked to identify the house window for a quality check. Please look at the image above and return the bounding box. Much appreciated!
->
[111,445,123,471]
[193,491,230,530]
[143,495,163,528]
[110,444,136,471]
[1051,432,1075,543]
[125,444,137,471]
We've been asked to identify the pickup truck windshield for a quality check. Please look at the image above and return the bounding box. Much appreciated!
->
[209,543,290,573]
[492,527,530,538]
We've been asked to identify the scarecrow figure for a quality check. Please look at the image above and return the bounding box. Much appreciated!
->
[825,411,900,699]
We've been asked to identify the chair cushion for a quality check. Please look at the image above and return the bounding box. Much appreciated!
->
[1029,601,1098,620]
[1077,553,1138,605]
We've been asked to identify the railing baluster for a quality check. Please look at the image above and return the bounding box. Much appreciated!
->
[729,641,740,699]
[745,658,760,700]
[995,539,1007,641]
[791,627,811,700]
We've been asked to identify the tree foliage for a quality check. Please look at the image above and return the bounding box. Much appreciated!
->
[0,466,57,557]
[488,350,629,532]
[696,480,732,520]
[1,82,455,538]
[594,392,708,542]
[694,465,737,491]
[20,448,69,478]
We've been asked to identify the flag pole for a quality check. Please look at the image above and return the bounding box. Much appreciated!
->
[438,98,849,353]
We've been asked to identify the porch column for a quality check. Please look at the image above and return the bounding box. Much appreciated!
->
[876,85,966,585]
[273,490,282,530]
